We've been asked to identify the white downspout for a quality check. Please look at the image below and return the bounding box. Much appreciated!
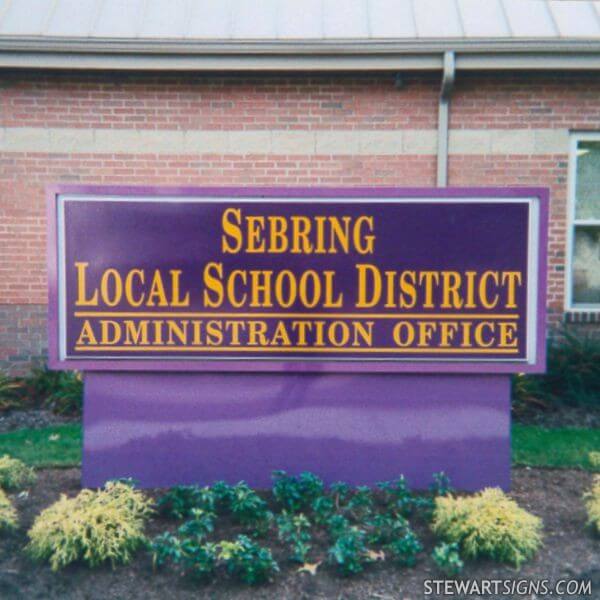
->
[437,51,456,187]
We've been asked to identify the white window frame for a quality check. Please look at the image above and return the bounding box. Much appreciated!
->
[566,132,600,312]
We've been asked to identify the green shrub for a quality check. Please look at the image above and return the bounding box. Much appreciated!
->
[150,532,182,568]
[512,328,600,409]
[218,535,279,584]
[210,480,235,511]
[276,512,312,563]
[178,538,218,580]
[157,485,215,519]
[511,372,547,415]
[0,373,24,411]
[364,512,421,567]
[584,477,600,535]
[27,481,153,570]
[21,365,62,403]
[326,514,351,540]
[45,371,83,415]
[177,508,216,539]
[150,532,217,581]
[327,526,373,576]
[330,481,351,508]
[365,513,409,545]
[23,365,83,415]
[386,529,422,567]
[311,494,335,525]
[432,488,542,567]
[229,482,272,532]
[272,470,324,512]
[150,507,217,581]
[346,486,374,522]
[430,472,453,498]
[378,476,416,516]
[432,542,464,577]
[0,455,36,490]
[0,488,17,530]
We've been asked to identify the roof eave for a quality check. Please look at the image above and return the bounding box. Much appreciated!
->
[1,37,600,70]
[2,36,600,54]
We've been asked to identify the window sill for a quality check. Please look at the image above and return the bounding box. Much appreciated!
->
[564,311,600,324]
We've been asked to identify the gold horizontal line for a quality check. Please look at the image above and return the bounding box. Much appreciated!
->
[74,346,519,354]
[73,311,519,320]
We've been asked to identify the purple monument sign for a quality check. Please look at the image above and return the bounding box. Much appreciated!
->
[47,186,548,490]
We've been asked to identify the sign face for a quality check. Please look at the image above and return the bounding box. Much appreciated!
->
[47,186,548,373]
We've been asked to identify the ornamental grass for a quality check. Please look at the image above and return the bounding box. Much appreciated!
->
[0,455,36,491]
[584,477,600,535]
[431,487,542,568]
[27,481,153,571]
[0,488,17,531]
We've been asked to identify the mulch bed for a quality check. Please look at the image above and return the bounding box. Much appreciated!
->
[0,468,597,599]
[514,405,600,430]
[0,410,78,434]
[2,403,598,434]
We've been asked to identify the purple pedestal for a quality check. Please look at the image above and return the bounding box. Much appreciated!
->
[82,372,510,491]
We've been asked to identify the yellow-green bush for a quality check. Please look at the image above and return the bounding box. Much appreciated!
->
[431,487,542,567]
[27,481,153,570]
[589,452,600,472]
[0,455,36,490]
[0,488,17,530]
[584,477,600,535]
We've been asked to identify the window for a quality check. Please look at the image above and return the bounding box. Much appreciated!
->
[567,135,600,311]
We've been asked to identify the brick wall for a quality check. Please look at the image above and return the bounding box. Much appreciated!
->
[1,70,599,373]
[0,305,46,372]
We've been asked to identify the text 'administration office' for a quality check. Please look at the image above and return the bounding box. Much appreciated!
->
[1,0,600,373]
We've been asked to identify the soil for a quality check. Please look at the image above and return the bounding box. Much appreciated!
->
[0,468,597,599]
[0,410,77,434]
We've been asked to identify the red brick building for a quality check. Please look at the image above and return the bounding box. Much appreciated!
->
[1,0,600,373]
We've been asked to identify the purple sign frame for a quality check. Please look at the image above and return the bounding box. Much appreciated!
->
[43,185,548,490]
[47,185,548,374]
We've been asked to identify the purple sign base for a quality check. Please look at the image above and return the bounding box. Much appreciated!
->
[82,373,510,491]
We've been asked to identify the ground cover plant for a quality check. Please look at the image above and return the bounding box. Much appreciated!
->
[149,472,449,584]
[219,535,279,584]
[327,524,373,576]
[150,515,279,584]
[0,448,593,597]
[157,485,216,519]
[272,470,324,512]
[0,417,584,592]
[276,512,312,563]
[432,542,464,577]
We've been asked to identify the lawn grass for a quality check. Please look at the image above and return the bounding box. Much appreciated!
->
[512,424,600,471]
[0,423,596,471]
[0,424,81,467]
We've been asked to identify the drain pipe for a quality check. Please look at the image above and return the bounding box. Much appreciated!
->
[437,51,456,187]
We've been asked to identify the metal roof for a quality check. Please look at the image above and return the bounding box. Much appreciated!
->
[0,0,600,71]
